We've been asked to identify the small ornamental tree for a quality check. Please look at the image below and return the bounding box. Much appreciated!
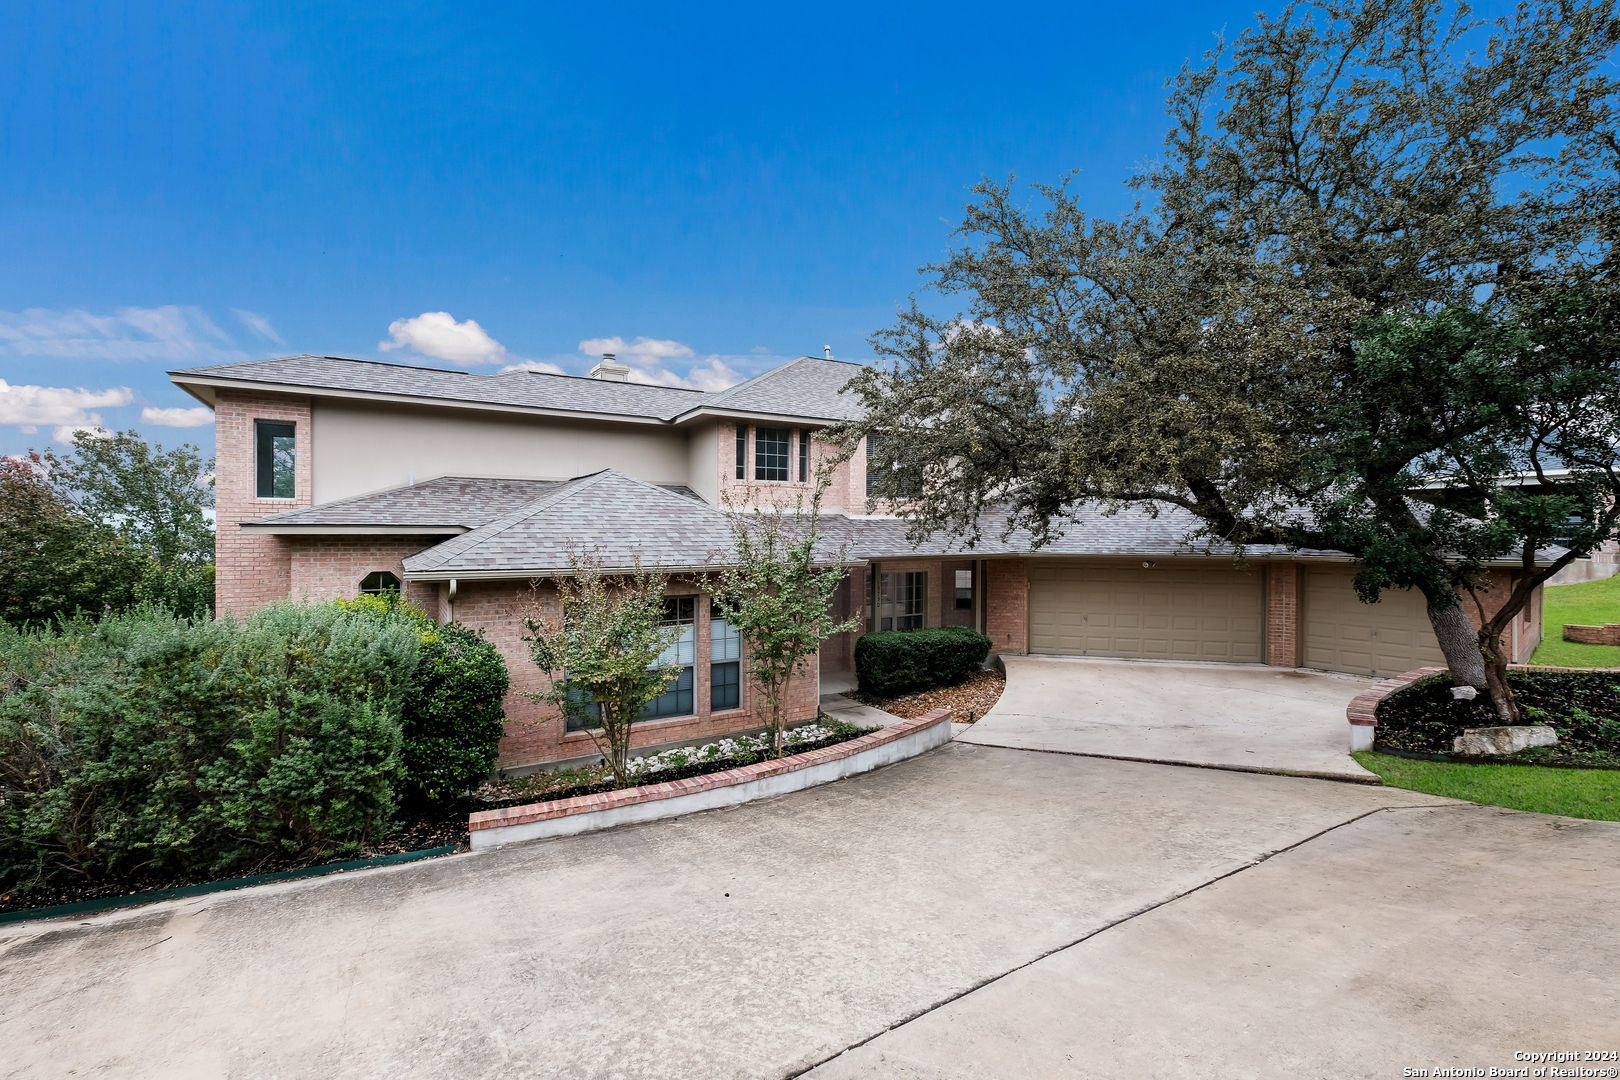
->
[522,558,683,789]
[710,489,860,758]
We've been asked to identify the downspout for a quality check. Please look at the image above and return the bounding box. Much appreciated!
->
[447,578,458,625]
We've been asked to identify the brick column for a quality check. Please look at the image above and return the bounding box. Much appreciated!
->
[1264,561,1299,667]
[985,558,1028,655]
[213,390,313,616]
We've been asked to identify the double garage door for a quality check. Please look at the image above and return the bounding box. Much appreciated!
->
[1029,561,1445,677]
[1029,563,1265,662]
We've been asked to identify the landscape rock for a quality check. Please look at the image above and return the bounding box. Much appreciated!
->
[1452,725,1559,756]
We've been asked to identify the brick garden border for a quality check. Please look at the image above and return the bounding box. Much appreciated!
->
[468,708,954,849]
[1346,663,1620,751]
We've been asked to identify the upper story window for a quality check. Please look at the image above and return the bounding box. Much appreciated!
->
[798,429,810,482]
[256,421,296,498]
[735,425,748,480]
[756,427,790,482]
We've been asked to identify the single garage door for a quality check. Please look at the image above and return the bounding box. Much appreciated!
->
[1029,562,1264,662]
[1301,566,1445,677]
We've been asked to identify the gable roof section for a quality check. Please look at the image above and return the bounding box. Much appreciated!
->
[680,355,866,422]
[401,470,739,579]
[170,353,864,425]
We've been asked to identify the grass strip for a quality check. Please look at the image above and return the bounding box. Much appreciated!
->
[1353,751,1620,821]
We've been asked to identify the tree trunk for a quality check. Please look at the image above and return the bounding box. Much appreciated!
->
[1478,626,1521,725]
[1426,598,1489,690]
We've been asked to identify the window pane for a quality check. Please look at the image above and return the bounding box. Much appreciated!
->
[756,427,789,481]
[256,421,296,498]
[360,571,401,595]
[710,610,742,661]
[798,430,809,482]
[735,425,748,480]
[643,596,697,718]
[641,666,694,719]
[711,660,740,710]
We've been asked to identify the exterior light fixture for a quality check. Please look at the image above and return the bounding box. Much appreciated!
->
[1141,560,1156,569]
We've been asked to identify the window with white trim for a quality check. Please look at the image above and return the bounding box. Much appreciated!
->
[756,427,789,481]
[710,600,742,711]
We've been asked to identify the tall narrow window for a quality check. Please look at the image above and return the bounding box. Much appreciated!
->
[954,568,974,610]
[798,429,810,482]
[865,433,882,498]
[878,571,927,631]
[641,596,696,719]
[756,427,789,481]
[710,600,742,711]
[735,425,748,480]
[256,421,296,498]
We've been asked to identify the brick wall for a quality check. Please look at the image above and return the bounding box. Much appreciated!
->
[1565,623,1620,646]
[214,390,313,616]
[452,577,824,771]
[288,536,442,610]
[1264,561,1299,667]
[717,420,861,512]
[985,558,1028,654]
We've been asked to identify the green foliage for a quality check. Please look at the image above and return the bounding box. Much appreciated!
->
[1531,576,1620,668]
[855,627,992,699]
[1,431,217,626]
[1353,752,1620,822]
[709,488,860,756]
[523,559,682,789]
[335,595,511,802]
[0,603,417,894]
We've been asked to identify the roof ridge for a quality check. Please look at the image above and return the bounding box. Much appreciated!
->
[493,367,708,393]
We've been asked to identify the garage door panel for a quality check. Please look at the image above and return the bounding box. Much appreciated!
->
[1029,563,1263,662]
[1302,567,1446,677]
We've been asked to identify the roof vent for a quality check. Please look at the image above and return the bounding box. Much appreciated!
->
[589,354,630,381]
[823,345,833,360]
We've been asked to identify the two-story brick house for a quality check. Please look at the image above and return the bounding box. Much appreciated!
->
[172,351,1549,772]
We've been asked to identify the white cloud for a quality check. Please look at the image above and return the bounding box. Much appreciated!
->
[750,345,772,355]
[577,336,746,391]
[53,425,112,443]
[0,380,133,436]
[142,406,215,427]
[232,309,284,344]
[379,312,507,367]
[0,306,247,363]
[499,359,568,376]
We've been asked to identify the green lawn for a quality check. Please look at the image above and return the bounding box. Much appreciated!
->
[1529,573,1620,668]
[1353,751,1620,820]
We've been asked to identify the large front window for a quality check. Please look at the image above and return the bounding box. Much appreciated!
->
[256,421,296,498]
[876,571,926,631]
[756,427,790,482]
[710,600,742,711]
[641,596,696,719]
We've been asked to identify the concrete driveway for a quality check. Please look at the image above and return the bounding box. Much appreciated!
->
[961,655,1379,781]
[4,742,1616,1079]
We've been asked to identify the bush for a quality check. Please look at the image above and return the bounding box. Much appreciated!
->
[335,596,509,802]
[855,626,993,698]
[0,602,417,894]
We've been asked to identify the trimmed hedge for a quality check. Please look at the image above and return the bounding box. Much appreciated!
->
[855,626,993,698]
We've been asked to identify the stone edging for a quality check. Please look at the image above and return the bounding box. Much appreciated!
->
[468,708,953,849]
[1345,663,1620,752]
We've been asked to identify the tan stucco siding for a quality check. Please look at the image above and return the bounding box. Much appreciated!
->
[687,420,719,505]
[309,400,693,503]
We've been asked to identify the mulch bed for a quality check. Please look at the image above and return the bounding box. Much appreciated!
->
[851,668,1006,723]
[475,722,872,810]
[1375,670,1620,769]
[0,805,474,915]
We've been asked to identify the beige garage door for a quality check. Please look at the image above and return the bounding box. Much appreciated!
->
[1029,562,1264,662]
[1301,566,1445,677]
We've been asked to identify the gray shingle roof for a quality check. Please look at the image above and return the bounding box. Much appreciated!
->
[697,356,866,421]
[171,353,865,424]
[172,355,708,420]
[402,470,741,577]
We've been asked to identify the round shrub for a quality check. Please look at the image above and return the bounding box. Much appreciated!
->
[855,626,993,698]
[402,621,509,802]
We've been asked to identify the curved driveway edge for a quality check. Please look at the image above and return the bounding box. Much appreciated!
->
[962,655,1379,782]
[469,709,953,849]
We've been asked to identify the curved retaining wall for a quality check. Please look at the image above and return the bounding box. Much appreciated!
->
[469,708,954,850]
[1346,663,1620,751]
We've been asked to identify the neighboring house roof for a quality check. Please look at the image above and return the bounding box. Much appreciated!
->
[243,475,700,534]
[402,470,761,579]
[169,353,864,425]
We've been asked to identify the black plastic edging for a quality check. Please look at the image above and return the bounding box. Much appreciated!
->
[0,844,463,927]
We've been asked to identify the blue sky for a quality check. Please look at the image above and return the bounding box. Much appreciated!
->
[0,0,1521,462]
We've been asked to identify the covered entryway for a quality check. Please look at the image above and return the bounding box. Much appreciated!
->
[1028,562,1264,662]
[1300,565,1445,677]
